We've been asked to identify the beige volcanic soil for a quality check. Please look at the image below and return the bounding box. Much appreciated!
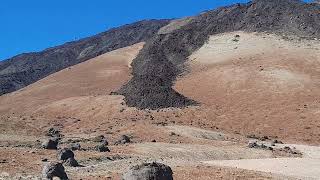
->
[1,33,320,179]
[175,31,320,145]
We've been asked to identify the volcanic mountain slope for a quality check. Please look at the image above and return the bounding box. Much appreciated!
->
[0,43,144,116]
[2,0,320,179]
[118,0,320,109]
[0,19,170,96]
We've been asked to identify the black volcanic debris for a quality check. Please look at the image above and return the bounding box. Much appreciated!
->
[0,20,170,95]
[118,0,320,109]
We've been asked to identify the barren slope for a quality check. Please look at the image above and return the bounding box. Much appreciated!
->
[0,20,170,96]
[0,43,144,136]
[175,31,320,144]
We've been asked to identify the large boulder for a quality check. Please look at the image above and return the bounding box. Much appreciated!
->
[122,162,173,180]
[42,162,68,180]
[42,138,59,150]
[57,148,74,160]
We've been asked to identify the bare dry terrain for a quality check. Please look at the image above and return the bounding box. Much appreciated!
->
[1,32,320,179]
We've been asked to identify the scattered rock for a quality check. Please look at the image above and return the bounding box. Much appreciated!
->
[95,144,110,152]
[63,157,79,167]
[248,141,259,148]
[280,146,302,155]
[115,135,131,145]
[102,139,109,146]
[69,143,81,151]
[0,159,7,164]
[272,139,284,144]
[42,138,59,150]
[248,141,273,150]
[42,162,69,180]
[42,158,48,162]
[57,148,74,160]
[169,132,178,136]
[247,134,269,141]
[46,127,62,138]
[122,162,173,180]
[91,135,105,143]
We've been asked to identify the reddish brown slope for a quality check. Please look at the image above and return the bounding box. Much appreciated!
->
[175,32,320,144]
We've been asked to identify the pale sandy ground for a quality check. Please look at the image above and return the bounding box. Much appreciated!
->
[1,32,320,179]
[204,143,320,179]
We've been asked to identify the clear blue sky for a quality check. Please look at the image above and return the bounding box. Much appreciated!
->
[0,0,312,60]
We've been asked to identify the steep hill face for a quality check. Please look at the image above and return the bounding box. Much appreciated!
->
[118,0,320,109]
[0,20,170,96]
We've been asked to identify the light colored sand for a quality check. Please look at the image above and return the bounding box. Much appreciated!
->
[205,158,320,180]
[204,144,320,179]
[189,32,320,65]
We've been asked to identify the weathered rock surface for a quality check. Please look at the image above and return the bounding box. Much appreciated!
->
[57,148,74,160]
[42,138,59,150]
[115,135,131,145]
[63,157,79,167]
[42,162,68,180]
[95,144,110,152]
[122,162,173,180]
[69,143,81,151]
